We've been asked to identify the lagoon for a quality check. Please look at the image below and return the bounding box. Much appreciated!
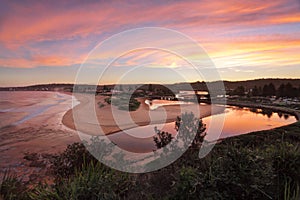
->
[109,101,297,153]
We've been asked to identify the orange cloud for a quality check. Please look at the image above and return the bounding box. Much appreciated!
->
[0,0,299,71]
[0,54,83,68]
[208,37,300,69]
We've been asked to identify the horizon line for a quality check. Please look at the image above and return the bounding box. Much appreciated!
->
[1,77,300,88]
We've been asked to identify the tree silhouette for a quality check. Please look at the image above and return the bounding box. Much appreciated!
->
[175,114,206,149]
[262,83,276,97]
[153,113,206,150]
[232,86,245,96]
[277,83,299,98]
[278,84,285,97]
[269,83,276,96]
[153,128,173,149]
[252,85,259,96]
[148,84,153,92]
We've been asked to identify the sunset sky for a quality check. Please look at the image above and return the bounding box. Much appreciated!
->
[0,0,299,86]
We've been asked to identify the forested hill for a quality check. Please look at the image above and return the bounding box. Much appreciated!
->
[169,78,300,91]
[1,78,299,92]
[221,79,300,90]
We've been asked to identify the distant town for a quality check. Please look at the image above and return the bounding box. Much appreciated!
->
[1,78,300,106]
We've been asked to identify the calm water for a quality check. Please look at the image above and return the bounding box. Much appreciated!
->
[203,106,297,141]
[109,103,297,153]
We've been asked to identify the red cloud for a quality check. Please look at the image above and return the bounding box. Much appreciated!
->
[0,0,299,68]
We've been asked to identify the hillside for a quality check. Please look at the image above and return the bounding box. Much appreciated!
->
[1,78,299,92]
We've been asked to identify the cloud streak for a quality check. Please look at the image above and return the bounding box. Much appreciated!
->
[0,0,299,85]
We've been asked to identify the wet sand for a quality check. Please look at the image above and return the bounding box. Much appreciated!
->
[62,93,226,136]
[0,92,80,183]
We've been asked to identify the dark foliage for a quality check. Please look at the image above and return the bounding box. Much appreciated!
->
[51,142,96,180]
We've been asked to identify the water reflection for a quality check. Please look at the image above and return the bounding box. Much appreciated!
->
[110,106,297,152]
[243,107,274,118]
[284,114,290,120]
[203,106,296,141]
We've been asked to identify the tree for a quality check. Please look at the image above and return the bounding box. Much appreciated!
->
[252,85,259,96]
[175,114,206,149]
[153,128,173,149]
[269,83,276,96]
[277,84,285,97]
[283,83,297,98]
[258,86,262,96]
[262,83,276,97]
[153,113,206,150]
[262,84,268,96]
[232,86,245,96]
[148,84,153,92]
[277,83,298,98]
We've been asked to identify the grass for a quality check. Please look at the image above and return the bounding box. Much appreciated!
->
[0,172,31,200]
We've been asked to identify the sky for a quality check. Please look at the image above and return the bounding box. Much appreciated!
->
[0,0,300,86]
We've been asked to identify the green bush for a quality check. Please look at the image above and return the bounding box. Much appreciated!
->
[153,129,173,149]
[109,95,140,111]
[51,142,96,180]
[172,167,200,200]
[205,145,273,199]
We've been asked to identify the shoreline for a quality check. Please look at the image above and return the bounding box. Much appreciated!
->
[0,91,81,183]
[223,100,300,121]
[61,93,300,137]
[61,93,227,136]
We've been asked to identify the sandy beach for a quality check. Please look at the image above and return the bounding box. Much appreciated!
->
[62,93,226,136]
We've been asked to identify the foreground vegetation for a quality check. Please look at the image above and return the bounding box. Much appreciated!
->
[1,116,300,199]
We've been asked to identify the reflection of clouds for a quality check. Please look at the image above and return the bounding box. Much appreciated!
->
[204,106,297,141]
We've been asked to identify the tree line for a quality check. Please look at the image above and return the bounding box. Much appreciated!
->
[231,83,300,98]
